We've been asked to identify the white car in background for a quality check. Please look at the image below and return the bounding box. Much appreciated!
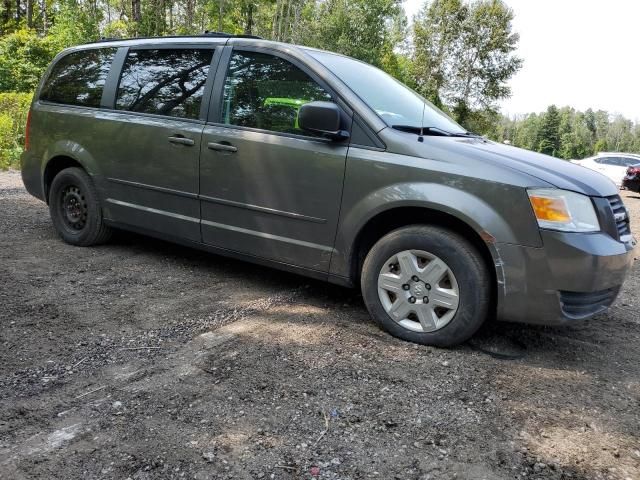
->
[571,152,640,187]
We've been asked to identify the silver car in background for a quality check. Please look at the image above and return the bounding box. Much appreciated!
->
[571,152,640,186]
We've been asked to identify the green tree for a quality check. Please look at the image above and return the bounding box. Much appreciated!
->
[47,1,101,49]
[607,115,635,152]
[0,92,32,169]
[411,0,466,107]
[304,0,403,68]
[593,138,608,153]
[537,105,560,156]
[491,106,640,160]
[412,0,522,128]
[0,28,57,91]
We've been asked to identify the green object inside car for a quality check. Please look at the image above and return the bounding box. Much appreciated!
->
[263,97,308,129]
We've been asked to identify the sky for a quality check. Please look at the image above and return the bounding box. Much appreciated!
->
[403,0,640,121]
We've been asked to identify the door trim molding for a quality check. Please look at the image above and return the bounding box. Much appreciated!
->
[107,177,327,223]
[106,198,199,223]
[201,219,334,253]
[107,177,199,199]
[200,194,327,223]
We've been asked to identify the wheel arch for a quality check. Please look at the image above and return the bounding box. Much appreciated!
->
[42,155,86,203]
[348,206,499,286]
[41,140,101,203]
[343,205,500,321]
[331,182,517,283]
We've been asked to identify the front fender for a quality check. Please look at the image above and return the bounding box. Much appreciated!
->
[329,181,541,280]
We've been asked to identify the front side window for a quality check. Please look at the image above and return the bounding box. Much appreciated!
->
[40,48,116,107]
[116,48,214,119]
[221,51,332,136]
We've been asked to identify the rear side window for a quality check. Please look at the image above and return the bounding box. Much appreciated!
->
[40,48,116,107]
[116,48,214,119]
[221,51,332,136]
[621,157,640,167]
[596,157,617,165]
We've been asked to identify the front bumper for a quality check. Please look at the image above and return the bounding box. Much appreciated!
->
[495,230,635,325]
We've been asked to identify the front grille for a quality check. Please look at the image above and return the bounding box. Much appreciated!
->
[606,195,631,239]
[559,288,619,319]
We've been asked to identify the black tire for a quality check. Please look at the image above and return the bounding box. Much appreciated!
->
[48,167,112,246]
[361,225,490,347]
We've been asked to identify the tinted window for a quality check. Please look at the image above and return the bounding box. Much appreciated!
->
[621,157,640,166]
[222,51,332,136]
[116,49,214,119]
[40,48,116,107]
[596,157,618,165]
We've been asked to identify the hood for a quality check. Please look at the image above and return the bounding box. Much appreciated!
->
[450,139,618,197]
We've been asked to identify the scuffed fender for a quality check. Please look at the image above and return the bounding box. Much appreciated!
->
[329,182,531,281]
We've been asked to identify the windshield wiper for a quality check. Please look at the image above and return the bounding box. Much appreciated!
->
[449,131,482,138]
[391,125,453,136]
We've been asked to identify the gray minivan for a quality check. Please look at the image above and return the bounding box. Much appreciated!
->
[21,33,635,346]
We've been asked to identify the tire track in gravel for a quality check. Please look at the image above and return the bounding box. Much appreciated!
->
[0,284,305,400]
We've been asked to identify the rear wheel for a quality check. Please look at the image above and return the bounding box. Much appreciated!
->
[48,167,112,246]
[361,225,490,347]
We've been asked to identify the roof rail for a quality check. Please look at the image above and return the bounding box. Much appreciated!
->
[95,32,263,43]
[203,30,262,39]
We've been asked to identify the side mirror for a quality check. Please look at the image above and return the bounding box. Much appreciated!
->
[298,101,349,141]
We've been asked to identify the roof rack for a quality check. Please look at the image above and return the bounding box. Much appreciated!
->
[96,32,262,43]
[203,30,262,39]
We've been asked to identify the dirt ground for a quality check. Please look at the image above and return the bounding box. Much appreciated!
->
[0,170,639,480]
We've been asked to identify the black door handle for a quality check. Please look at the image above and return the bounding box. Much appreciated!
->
[207,141,238,153]
[168,135,195,146]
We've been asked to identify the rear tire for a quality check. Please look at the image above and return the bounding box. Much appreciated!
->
[361,225,490,347]
[48,167,112,246]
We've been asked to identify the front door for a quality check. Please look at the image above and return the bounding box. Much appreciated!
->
[99,46,217,241]
[200,49,349,272]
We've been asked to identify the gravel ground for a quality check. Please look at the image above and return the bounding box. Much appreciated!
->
[0,170,639,480]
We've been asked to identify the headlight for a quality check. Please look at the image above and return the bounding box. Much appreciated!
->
[527,188,600,232]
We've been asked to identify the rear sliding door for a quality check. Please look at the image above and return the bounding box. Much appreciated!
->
[97,45,219,241]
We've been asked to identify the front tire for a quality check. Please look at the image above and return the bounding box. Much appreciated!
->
[48,167,112,246]
[361,225,490,347]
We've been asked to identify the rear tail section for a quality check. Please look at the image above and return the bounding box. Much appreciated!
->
[24,108,32,152]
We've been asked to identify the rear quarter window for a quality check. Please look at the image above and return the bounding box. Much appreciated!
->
[40,48,116,108]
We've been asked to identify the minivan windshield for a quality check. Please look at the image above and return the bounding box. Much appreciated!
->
[306,50,467,135]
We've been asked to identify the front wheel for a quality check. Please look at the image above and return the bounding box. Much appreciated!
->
[361,225,490,347]
[48,167,112,246]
